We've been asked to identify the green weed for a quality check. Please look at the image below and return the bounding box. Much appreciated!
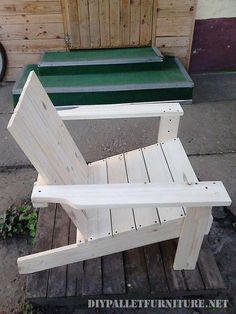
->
[0,201,37,238]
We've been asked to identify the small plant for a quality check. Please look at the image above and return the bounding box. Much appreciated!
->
[0,200,37,239]
[23,303,34,314]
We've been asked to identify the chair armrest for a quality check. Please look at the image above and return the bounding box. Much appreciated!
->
[32,181,231,210]
[57,102,183,120]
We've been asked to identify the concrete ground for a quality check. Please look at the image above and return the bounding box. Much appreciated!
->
[0,72,236,313]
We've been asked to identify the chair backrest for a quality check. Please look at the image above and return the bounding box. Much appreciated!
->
[8,71,88,185]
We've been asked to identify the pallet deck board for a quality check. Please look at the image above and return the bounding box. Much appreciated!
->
[26,204,56,299]
[47,205,70,298]
[160,240,186,291]
[183,266,205,291]
[103,253,126,295]
[66,221,81,297]
[198,240,226,290]
[144,243,169,294]
[125,247,150,295]
[26,206,226,305]
[82,258,102,296]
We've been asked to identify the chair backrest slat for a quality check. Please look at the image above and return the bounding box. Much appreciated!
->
[8,71,88,185]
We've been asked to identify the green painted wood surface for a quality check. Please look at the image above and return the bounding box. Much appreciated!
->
[13,87,191,107]
[40,62,180,77]
[12,57,193,107]
[39,47,163,75]
[19,62,185,89]
[41,47,160,63]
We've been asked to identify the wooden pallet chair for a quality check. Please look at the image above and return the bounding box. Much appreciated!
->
[8,71,231,274]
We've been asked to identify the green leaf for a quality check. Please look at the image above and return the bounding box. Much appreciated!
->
[0,201,37,239]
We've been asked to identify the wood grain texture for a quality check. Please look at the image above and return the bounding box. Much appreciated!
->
[47,205,70,297]
[120,0,130,46]
[8,72,88,185]
[130,0,140,46]
[67,221,84,297]
[26,205,56,299]
[18,219,182,274]
[172,240,204,291]
[106,153,135,234]
[88,0,100,47]
[155,0,197,69]
[0,2,61,15]
[139,0,153,45]
[142,143,185,223]
[183,266,205,291]
[58,102,184,120]
[99,0,110,47]
[2,0,65,81]
[0,14,63,25]
[151,0,158,45]
[27,215,226,303]
[159,46,189,58]
[77,0,90,48]
[82,258,102,296]
[32,181,231,210]
[4,67,23,82]
[156,16,193,37]
[125,247,149,294]
[87,160,112,240]
[0,0,61,3]
[102,253,126,294]
[198,239,226,290]
[144,243,168,293]
[7,53,41,67]
[3,0,197,79]
[8,72,89,236]
[161,138,198,184]
[158,116,180,142]
[109,0,120,47]
[156,36,190,48]
[186,0,197,69]
[124,148,159,228]
[64,0,154,48]
[174,207,212,270]
[157,0,196,17]
[2,39,65,53]
[0,23,64,40]
[160,240,186,291]
[63,0,80,48]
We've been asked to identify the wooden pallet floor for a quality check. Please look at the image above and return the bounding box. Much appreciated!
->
[26,205,226,307]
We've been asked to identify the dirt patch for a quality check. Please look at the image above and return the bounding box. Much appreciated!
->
[0,236,32,313]
[0,168,36,219]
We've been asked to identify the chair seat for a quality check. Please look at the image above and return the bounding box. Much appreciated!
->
[86,137,198,241]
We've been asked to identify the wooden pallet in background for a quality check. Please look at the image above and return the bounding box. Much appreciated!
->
[26,204,226,307]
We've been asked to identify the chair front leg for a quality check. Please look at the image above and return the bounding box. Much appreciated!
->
[158,116,180,142]
[173,207,212,270]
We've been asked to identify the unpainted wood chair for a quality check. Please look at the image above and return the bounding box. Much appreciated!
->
[8,72,231,274]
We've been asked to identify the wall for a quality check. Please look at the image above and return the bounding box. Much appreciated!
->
[196,0,236,19]
[61,0,197,69]
[0,0,66,81]
[190,0,236,73]
[155,0,197,69]
[1,0,197,81]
